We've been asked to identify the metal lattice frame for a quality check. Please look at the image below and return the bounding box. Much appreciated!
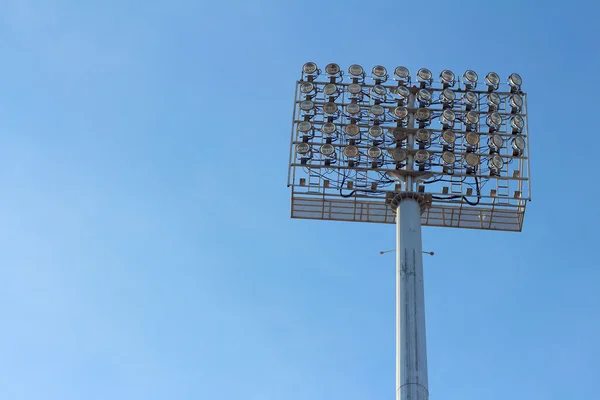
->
[287,65,530,231]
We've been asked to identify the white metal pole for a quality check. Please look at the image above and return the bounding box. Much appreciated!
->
[396,196,428,400]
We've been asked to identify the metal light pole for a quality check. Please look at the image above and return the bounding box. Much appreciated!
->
[287,63,530,400]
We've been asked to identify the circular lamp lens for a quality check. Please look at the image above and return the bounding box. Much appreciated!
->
[369,125,383,137]
[441,88,456,103]
[465,132,480,146]
[417,89,432,103]
[416,128,431,142]
[348,83,362,95]
[325,63,340,75]
[346,103,361,115]
[511,115,525,131]
[463,70,478,85]
[510,94,523,108]
[345,124,360,137]
[296,143,311,155]
[300,82,315,93]
[344,145,359,158]
[323,102,338,114]
[512,136,526,151]
[442,129,456,144]
[415,108,431,121]
[302,62,318,74]
[465,111,479,125]
[300,100,314,111]
[370,105,385,116]
[440,69,455,85]
[389,148,408,162]
[415,149,430,163]
[394,106,408,119]
[372,85,387,96]
[298,121,312,132]
[394,66,410,79]
[442,151,456,164]
[508,73,522,88]
[487,112,502,128]
[367,146,382,158]
[320,143,335,156]
[489,134,503,149]
[323,83,338,96]
[487,93,501,108]
[485,72,500,88]
[442,109,456,125]
[372,65,387,78]
[348,64,364,77]
[417,68,432,82]
[490,154,504,169]
[463,91,478,106]
[396,85,411,99]
[464,153,480,167]
[322,122,336,134]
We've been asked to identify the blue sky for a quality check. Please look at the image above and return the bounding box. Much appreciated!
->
[0,1,599,399]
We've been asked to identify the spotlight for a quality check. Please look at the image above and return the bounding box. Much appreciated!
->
[347,83,362,95]
[489,134,503,150]
[415,107,432,122]
[367,146,382,158]
[302,62,318,75]
[345,124,360,137]
[323,83,338,96]
[415,149,431,163]
[510,115,525,132]
[344,145,359,158]
[417,89,432,105]
[464,153,480,167]
[346,103,361,115]
[508,73,522,91]
[388,148,408,162]
[300,82,315,94]
[394,66,410,81]
[298,121,312,132]
[442,129,456,144]
[440,70,455,86]
[465,111,479,126]
[296,143,311,155]
[396,85,411,100]
[320,143,336,156]
[489,154,504,170]
[348,64,364,77]
[465,131,480,146]
[370,105,385,117]
[325,63,341,76]
[321,122,336,134]
[441,151,456,164]
[394,106,408,120]
[485,72,500,90]
[300,100,314,111]
[463,91,478,108]
[440,88,456,104]
[441,109,456,126]
[372,85,387,97]
[323,102,338,115]
[416,129,431,142]
[369,125,383,138]
[416,68,433,86]
[486,112,502,130]
[372,65,388,80]
[487,93,501,109]
[509,94,523,112]
[511,136,526,155]
[462,70,478,88]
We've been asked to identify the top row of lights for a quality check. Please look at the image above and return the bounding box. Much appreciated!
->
[301,62,523,92]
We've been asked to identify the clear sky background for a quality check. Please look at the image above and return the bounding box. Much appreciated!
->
[0,1,599,399]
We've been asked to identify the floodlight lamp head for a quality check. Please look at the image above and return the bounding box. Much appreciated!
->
[440,69,455,86]
[487,93,501,109]
[463,91,478,108]
[485,72,500,90]
[508,73,522,91]
[343,145,359,158]
[396,85,411,101]
[462,70,478,88]
[302,62,319,76]
[325,63,341,76]
[415,107,432,122]
[440,88,456,104]
[320,143,336,157]
[416,68,433,86]
[417,89,432,105]
[296,142,311,155]
[394,66,410,82]
[321,122,336,134]
[348,64,365,78]
[372,65,388,82]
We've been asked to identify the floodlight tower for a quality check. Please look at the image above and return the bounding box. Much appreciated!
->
[287,63,530,400]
